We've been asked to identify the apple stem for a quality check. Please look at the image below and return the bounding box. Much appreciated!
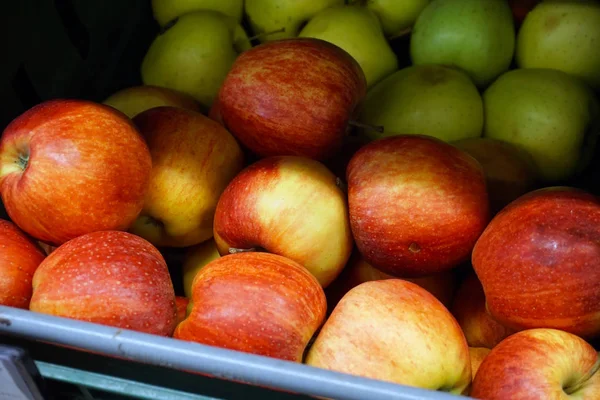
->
[348,120,384,134]
[563,353,600,395]
[228,247,258,254]
[248,27,286,42]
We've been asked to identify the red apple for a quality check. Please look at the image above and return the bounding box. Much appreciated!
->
[472,187,600,339]
[30,230,177,336]
[451,271,514,349]
[0,99,152,245]
[347,135,489,277]
[471,329,600,399]
[213,155,353,288]
[174,252,327,362]
[469,347,491,379]
[306,279,471,394]
[0,219,46,308]
[214,38,367,160]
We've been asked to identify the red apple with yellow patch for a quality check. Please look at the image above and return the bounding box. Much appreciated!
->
[103,85,202,118]
[174,252,327,362]
[30,230,177,336]
[0,99,152,245]
[214,38,367,160]
[473,187,600,339]
[0,219,46,308]
[213,155,353,287]
[347,135,489,277]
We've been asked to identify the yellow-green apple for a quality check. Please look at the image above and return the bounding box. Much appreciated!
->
[347,135,489,277]
[141,11,251,111]
[471,329,600,399]
[516,0,600,90]
[357,65,483,143]
[0,219,46,309]
[472,187,600,339]
[298,4,398,88]
[452,137,539,215]
[244,0,344,43]
[482,68,600,183]
[174,252,327,362]
[0,99,152,246]
[152,0,244,27]
[175,296,190,325]
[306,279,471,394]
[128,107,244,248]
[182,238,220,299]
[213,156,353,287]
[325,251,457,311]
[214,38,367,161]
[451,272,514,349]
[103,85,201,119]
[30,231,177,336]
[410,0,515,87]
[348,0,431,37]
[469,347,491,379]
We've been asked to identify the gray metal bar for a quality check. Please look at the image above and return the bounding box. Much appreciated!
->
[0,306,468,400]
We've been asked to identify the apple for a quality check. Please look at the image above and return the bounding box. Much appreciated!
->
[508,0,540,27]
[482,68,600,183]
[306,279,471,394]
[151,0,244,27]
[452,137,539,215]
[451,271,514,349]
[182,238,221,299]
[516,0,600,90]
[325,251,457,311]
[103,85,201,118]
[357,65,484,143]
[213,155,353,288]
[141,11,251,111]
[244,0,344,43]
[471,329,600,399]
[347,135,489,277]
[348,0,431,37]
[410,0,515,87]
[128,107,244,248]
[469,347,491,379]
[174,252,327,362]
[0,99,152,246]
[214,38,367,161]
[472,187,600,339]
[0,219,46,309]
[175,296,190,324]
[30,231,177,336]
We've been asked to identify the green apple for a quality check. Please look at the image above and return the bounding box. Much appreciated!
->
[151,0,244,27]
[103,85,201,118]
[244,0,344,43]
[358,65,483,142]
[141,11,251,110]
[410,0,515,88]
[516,0,600,90]
[298,5,398,88]
[483,68,600,183]
[348,0,431,37]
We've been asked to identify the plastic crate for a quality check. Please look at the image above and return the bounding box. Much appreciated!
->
[0,1,470,399]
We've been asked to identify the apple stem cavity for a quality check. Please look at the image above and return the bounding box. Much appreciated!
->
[248,27,286,42]
[16,150,29,171]
[348,120,384,134]
[563,353,600,395]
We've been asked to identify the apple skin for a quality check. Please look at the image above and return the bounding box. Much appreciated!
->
[174,252,327,362]
[306,279,471,394]
[471,328,600,399]
[451,272,514,349]
[103,85,202,118]
[325,250,457,312]
[0,219,46,309]
[215,38,367,161]
[175,296,190,325]
[0,99,152,246]
[472,187,600,339]
[30,231,177,336]
[213,155,353,288]
[469,347,491,379]
[347,135,490,277]
[128,107,244,248]
[182,238,221,299]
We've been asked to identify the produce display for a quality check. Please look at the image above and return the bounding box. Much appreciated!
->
[1,0,600,399]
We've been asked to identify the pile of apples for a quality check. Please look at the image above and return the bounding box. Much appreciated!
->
[1,0,600,399]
